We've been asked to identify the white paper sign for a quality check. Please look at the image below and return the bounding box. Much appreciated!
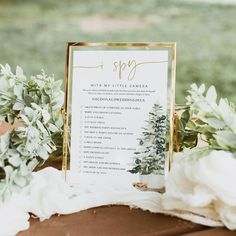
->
[65,43,176,190]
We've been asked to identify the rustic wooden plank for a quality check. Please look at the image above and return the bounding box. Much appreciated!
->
[18,206,207,236]
[183,227,236,236]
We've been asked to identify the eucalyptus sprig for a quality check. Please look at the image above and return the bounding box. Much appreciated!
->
[0,64,64,202]
[176,84,236,155]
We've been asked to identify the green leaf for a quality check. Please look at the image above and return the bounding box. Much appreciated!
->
[48,123,59,132]
[181,109,190,122]
[20,114,30,125]
[37,146,48,160]
[8,155,22,167]
[42,109,50,124]
[24,95,34,106]
[214,130,236,148]
[13,102,24,111]
[0,133,10,155]
[7,114,14,124]
[14,84,23,98]
[31,103,41,111]
[24,107,35,120]
[198,84,205,94]
[180,119,187,132]
[202,117,225,129]
[28,126,39,138]
[186,120,196,129]
[206,86,217,103]
[16,66,24,77]
[218,99,236,129]
[13,175,27,187]
[36,120,48,134]
[183,134,198,148]
[20,162,28,176]
[17,144,29,156]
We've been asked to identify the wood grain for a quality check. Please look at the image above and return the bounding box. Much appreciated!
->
[18,206,207,236]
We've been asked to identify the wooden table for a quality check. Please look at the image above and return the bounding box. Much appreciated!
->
[18,205,235,236]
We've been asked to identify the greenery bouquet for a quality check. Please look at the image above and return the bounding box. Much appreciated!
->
[0,64,64,202]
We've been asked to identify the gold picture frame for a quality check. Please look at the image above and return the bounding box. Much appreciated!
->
[63,42,176,188]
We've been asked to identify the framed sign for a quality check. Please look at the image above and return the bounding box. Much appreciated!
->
[63,42,176,190]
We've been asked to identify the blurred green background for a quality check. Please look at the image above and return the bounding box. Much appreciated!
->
[0,0,236,103]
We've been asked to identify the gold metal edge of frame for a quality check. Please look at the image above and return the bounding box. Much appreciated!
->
[62,43,72,180]
[62,42,177,180]
[168,43,176,171]
[68,42,176,48]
